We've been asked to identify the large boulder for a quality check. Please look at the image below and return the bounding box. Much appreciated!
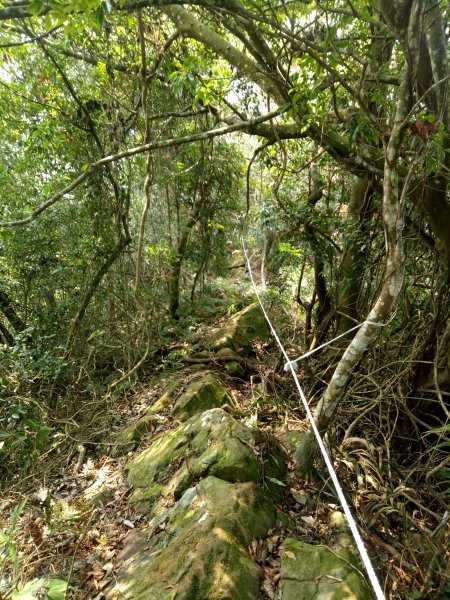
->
[110,376,185,458]
[280,537,373,600]
[148,377,184,413]
[110,414,162,457]
[106,477,276,600]
[126,407,285,512]
[216,347,246,377]
[209,302,270,353]
[170,371,233,421]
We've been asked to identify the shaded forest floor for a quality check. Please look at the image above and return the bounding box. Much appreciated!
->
[0,277,449,599]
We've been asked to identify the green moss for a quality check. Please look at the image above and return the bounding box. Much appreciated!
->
[223,360,244,376]
[125,409,286,526]
[129,484,164,512]
[107,478,276,600]
[275,508,295,530]
[126,426,188,488]
[281,538,373,600]
[170,372,233,421]
[111,414,161,457]
[188,363,207,371]
[208,438,260,483]
[149,377,183,413]
[210,303,270,354]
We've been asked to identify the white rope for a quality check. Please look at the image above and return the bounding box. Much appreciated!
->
[241,237,386,600]
[284,321,385,372]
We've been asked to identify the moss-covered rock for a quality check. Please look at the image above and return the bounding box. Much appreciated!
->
[280,538,373,600]
[107,477,276,600]
[215,347,245,377]
[126,424,189,492]
[111,414,162,457]
[223,360,244,376]
[148,377,183,413]
[209,303,270,353]
[170,371,233,421]
[126,408,285,512]
[278,429,305,453]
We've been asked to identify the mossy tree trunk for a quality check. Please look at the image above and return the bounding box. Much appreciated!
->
[0,288,26,334]
[336,177,374,335]
[169,140,212,319]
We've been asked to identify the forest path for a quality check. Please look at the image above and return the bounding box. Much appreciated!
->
[101,303,372,599]
[2,302,373,600]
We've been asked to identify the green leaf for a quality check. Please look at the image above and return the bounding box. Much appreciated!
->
[10,578,68,599]
[28,0,44,15]
[11,579,46,599]
[47,578,68,599]
[44,14,54,32]
[265,476,286,487]
[10,497,27,529]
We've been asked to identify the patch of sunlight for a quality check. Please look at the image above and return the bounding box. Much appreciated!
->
[197,512,209,524]
[213,560,231,589]
[83,464,112,501]
[212,526,234,543]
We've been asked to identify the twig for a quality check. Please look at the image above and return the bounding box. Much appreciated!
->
[65,509,96,598]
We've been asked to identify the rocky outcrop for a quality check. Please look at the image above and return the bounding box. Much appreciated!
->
[170,371,233,421]
[125,407,284,512]
[280,537,373,599]
[107,477,276,600]
[111,372,232,457]
[111,413,162,457]
[209,302,270,352]
[106,303,375,600]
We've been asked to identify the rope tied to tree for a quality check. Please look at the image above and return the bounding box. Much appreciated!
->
[283,320,386,371]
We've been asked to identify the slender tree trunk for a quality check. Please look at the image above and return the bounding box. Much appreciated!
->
[260,233,273,289]
[303,149,331,344]
[65,232,131,354]
[0,319,14,345]
[0,288,26,333]
[336,177,373,334]
[169,139,210,319]
[169,212,199,319]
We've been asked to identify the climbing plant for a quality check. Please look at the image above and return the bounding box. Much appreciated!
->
[0,0,447,483]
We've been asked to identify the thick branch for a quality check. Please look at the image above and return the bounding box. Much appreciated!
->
[161,4,286,105]
[0,108,284,228]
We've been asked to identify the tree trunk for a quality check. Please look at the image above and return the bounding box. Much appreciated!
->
[0,288,26,333]
[304,149,331,344]
[65,232,131,354]
[169,213,198,319]
[336,177,373,334]
[0,319,14,345]
[294,1,423,468]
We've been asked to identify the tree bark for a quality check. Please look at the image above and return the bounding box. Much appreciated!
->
[0,288,26,333]
[294,0,425,470]
[0,319,14,345]
[169,212,200,319]
[65,232,131,354]
[336,177,373,334]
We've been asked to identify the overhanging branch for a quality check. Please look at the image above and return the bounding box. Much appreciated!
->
[0,107,285,228]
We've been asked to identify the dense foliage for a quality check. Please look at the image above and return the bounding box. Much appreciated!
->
[0,0,449,594]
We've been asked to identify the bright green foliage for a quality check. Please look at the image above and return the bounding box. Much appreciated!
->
[0,498,28,586]
[10,578,67,600]
[0,2,448,593]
